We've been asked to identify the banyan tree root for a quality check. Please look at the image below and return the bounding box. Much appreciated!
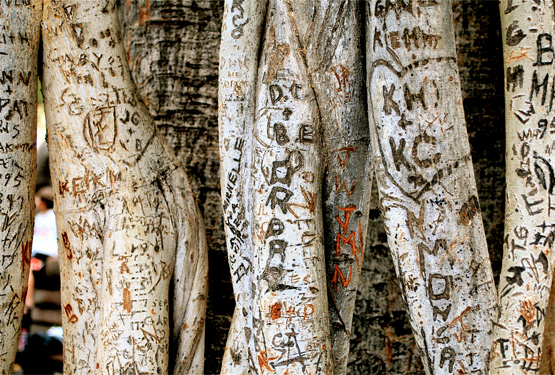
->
[492,1,555,373]
[365,1,497,374]
[40,1,208,373]
[219,0,267,373]
[219,0,372,374]
[300,1,372,372]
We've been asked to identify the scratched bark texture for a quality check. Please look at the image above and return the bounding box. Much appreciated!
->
[0,1,40,374]
[346,184,425,375]
[116,2,230,372]
[114,0,505,373]
[307,2,372,373]
[222,1,506,374]
[491,1,555,373]
[299,1,372,373]
[345,2,504,373]
[541,271,555,375]
[219,0,371,374]
[218,0,266,374]
[366,1,498,374]
[251,0,337,371]
[41,1,208,373]
[220,0,338,373]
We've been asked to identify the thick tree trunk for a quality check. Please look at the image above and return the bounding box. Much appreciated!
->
[366,1,497,374]
[219,1,371,373]
[300,2,372,373]
[117,2,229,371]
[491,1,555,373]
[40,1,208,373]
[0,1,41,374]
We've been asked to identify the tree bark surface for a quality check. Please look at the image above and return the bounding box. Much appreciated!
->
[117,2,229,370]
[41,1,208,373]
[345,2,505,373]
[117,1,507,373]
[298,1,372,373]
[219,1,372,373]
[492,1,555,373]
[0,1,41,374]
[366,1,497,374]
[218,0,267,373]
[248,0,335,372]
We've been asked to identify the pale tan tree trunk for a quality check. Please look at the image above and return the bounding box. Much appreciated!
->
[246,0,334,371]
[118,0,226,371]
[300,1,372,373]
[366,1,497,374]
[492,1,555,373]
[0,1,41,374]
[219,0,372,373]
[219,0,267,373]
[40,1,208,373]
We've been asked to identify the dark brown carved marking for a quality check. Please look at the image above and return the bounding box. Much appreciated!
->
[83,106,117,151]
[428,273,452,300]
[266,186,294,214]
[507,65,524,92]
[506,20,526,47]
[457,196,480,226]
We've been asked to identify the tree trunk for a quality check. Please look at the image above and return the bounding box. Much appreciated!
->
[0,1,41,374]
[117,0,226,371]
[365,1,497,374]
[242,0,336,372]
[218,0,266,373]
[219,0,372,373]
[40,1,208,373]
[491,1,555,373]
[248,0,336,370]
[115,1,508,373]
[300,1,372,373]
